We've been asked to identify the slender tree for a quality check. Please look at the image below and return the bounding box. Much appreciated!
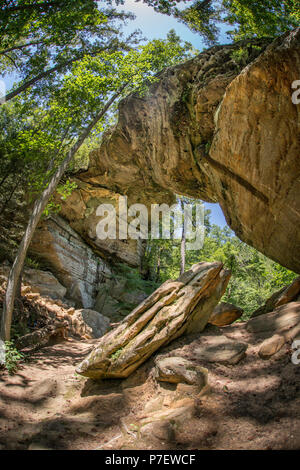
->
[1,32,194,341]
[0,87,125,341]
[180,198,186,275]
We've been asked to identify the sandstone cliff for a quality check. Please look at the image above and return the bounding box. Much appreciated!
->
[59,29,300,273]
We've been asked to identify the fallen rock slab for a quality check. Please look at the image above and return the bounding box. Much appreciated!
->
[194,335,247,365]
[154,356,208,388]
[247,301,300,337]
[209,302,243,326]
[76,262,231,379]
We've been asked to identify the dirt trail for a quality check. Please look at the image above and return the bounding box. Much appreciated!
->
[0,325,299,450]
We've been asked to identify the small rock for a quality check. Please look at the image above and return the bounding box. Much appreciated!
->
[155,356,208,388]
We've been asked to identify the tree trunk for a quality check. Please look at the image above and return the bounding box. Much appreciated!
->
[0,87,125,341]
[180,199,186,275]
[155,247,162,283]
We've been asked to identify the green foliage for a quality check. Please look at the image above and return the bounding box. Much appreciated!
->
[230,47,249,65]
[115,263,159,296]
[145,204,298,319]
[69,135,103,172]
[42,179,77,217]
[0,9,194,231]
[122,0,299,42]
[223,0,299,40]
[2,341,24,375]
[25,256,40,269]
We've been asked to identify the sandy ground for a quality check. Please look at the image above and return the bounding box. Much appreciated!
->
[0,324,299,450]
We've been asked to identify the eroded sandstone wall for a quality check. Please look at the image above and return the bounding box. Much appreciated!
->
[60,30,300,273]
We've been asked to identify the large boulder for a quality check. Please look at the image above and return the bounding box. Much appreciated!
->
[76,262,231,379]
[208,302,243,326]
[210,28,300,273]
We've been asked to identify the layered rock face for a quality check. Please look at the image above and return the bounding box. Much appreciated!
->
[67,29,300,273]
[29,215,111,308]
[53,180,143,267]
[76,262,230,379]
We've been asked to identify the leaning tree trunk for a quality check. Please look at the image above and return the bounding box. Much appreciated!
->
[0,88,125,341]
[0,45,108,105]
[180,199,186,275]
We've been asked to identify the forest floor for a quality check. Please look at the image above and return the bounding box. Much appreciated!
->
[0,323,300,450]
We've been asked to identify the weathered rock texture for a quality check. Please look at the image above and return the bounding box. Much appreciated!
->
[251,276,300,317]
[29,215,111,308]
[93,275,147,322]
[209,301,243,326]
[210,28,300,273]
[258,334,286,359]
[76,261,231,379]
[66,30,300,273]
[0,276,106,349]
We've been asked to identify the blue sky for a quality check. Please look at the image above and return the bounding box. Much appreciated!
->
[2,0,228,228]
[115,1,228,227]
